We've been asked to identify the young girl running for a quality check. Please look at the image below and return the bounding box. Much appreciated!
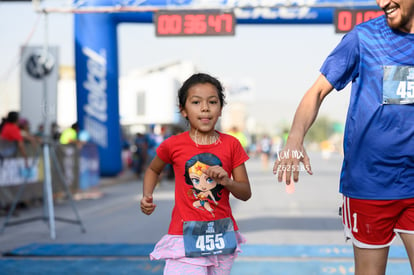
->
[140,73,252,274]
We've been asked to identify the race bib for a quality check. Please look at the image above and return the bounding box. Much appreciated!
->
[383,65,414,104]
[183,218,237,257]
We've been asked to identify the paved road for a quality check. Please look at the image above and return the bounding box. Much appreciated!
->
[0,151,410,274]
[0,152,345,250]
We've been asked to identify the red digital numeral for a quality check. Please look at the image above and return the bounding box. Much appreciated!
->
[207,14,233,33]
[337,11,353,32]
[336,10,383,33]
[157,14,182,35]
[184,14,206,34]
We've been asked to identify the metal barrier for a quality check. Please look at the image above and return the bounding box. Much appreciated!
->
[0,141,101,238]
[0,142,100,205]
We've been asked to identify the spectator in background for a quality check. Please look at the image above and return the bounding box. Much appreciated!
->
[51,122,61,142]
[259,134,272,171]
[120,127,132,171]
[18,118,38,148]
[59,122,79,145]
[0,111,28,166]
[146,125,164,166]
[60,122,89,149]
[133,132,148,178]
[227,126,248,152]
[34,124,44,140]
[35,122,61,142]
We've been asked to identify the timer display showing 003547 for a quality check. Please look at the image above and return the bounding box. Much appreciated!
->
[154,10,236,37]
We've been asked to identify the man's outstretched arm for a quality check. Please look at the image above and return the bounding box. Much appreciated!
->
[273,74,334,185]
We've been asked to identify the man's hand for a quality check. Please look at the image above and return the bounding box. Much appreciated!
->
[273,144,312,185]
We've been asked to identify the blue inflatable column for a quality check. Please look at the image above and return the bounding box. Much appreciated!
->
[75,12,122,176]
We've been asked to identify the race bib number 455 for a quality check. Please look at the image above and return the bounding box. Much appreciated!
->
[183,218,237,257]
[383,65,414,104]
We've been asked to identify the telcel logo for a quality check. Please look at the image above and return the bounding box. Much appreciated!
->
[82,47,108,147]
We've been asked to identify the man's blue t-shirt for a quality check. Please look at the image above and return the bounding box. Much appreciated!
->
[320,15,414,199]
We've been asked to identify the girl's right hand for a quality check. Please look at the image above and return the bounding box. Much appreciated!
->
[140,195,156,215]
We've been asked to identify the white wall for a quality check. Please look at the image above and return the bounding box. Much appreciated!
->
[119,60,197,126]
[119,72,180,125]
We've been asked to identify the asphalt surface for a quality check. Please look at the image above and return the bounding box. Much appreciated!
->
[0,152,346,251]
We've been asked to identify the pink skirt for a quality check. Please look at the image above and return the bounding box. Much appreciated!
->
[150,232,246,266]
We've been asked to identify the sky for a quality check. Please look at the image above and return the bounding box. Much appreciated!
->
[0,2,352,134]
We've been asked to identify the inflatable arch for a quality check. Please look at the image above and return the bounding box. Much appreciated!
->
[74,0,377,176]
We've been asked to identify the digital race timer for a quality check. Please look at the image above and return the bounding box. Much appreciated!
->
[334,9,384,33]
[154,10,236,37]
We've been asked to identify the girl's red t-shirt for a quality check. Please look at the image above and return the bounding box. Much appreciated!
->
[156,131,249,235]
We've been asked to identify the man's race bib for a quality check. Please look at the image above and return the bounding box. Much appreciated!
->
[183,218,237,257]
[383,65,414,104]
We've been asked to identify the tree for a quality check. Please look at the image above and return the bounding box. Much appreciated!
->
[306,116,335,143]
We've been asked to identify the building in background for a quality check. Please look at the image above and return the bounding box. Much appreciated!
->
[118,60,196,135]
[15,58,258,145]
[221,77,254,131]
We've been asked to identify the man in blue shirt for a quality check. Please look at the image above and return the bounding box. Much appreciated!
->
[274,0,414,273]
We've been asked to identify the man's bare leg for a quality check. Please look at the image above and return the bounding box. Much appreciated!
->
[353,245,389,275]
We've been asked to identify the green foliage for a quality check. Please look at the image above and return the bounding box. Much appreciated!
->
[306,116,338,143]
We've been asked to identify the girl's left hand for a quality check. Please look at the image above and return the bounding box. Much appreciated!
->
[140,195,156,215]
